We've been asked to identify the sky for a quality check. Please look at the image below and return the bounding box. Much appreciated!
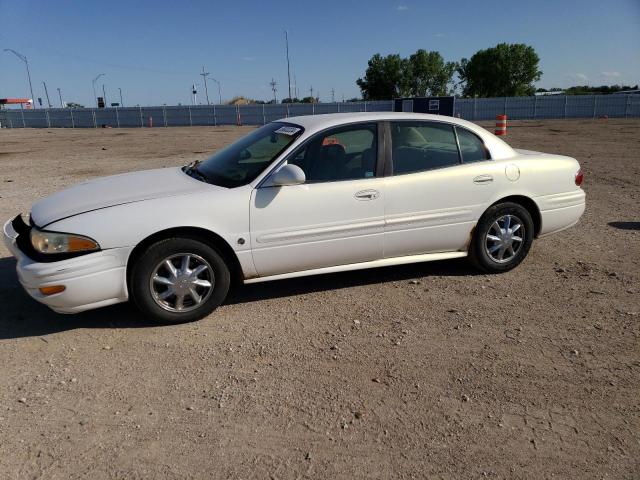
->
[1,0,639,107]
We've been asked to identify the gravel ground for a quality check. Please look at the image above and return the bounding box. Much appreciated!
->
[0,119,638,479]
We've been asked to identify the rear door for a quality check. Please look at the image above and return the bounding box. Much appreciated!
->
[250,122,385,277]
[383,121,500,257]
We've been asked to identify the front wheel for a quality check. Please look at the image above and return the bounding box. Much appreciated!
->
[130,237,230,323]
[469,202,534,273]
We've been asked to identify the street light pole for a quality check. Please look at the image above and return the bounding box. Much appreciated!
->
[119,88,124,107]
[206,77,222,104]
[102,84,107,106]
[42,81,52,108]
[57,88,63,108]
[92,73,105,107]
[4,49,36,108]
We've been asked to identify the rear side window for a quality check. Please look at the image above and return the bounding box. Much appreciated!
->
[390,121,460,175]
[456,127,491,163]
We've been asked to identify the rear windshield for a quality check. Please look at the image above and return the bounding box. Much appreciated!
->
[196,122,303,188]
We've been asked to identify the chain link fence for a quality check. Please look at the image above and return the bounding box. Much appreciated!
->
[0,95,638,129]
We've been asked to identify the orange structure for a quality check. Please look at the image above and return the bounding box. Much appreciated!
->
[495,114,507,135]
[0,98,33,109]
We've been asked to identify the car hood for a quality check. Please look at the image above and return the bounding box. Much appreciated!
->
[31,167,211,227]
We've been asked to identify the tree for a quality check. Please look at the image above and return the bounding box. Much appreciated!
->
[356,53,406,100]
[457,43,542,97]
[404,49,457,96]
[357,51,457,100]
[564,84,638,95]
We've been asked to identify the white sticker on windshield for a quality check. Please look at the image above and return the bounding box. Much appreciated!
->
[275,126,301,136]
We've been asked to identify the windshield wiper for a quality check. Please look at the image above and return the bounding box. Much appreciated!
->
[183,160,208,183]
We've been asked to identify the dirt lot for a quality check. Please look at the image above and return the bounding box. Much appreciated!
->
[0,119,638,479]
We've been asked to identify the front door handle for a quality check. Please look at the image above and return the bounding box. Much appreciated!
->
[354,189,380,200]
[473,175,494,184]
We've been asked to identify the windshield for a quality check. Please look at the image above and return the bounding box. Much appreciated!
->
[194,122,303,188]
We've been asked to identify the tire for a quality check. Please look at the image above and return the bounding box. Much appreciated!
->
[469,202,534,273]
[129,237,230,323]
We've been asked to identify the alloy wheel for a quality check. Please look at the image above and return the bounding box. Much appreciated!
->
[149,253,214,312]
[484,214,525,263]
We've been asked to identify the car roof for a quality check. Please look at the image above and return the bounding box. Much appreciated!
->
[278,112,516,160]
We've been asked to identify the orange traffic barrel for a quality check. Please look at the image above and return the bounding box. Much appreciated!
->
[495,114,507,135]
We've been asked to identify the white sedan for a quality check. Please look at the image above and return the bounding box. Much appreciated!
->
[3,112,585,323]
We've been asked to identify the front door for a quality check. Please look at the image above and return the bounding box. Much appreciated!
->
[250,122,385,277]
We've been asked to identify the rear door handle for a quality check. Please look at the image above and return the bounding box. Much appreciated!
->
[473,175,494,184]
[355,189,380,200]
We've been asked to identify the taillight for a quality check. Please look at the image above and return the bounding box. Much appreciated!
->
[575,168,584,187]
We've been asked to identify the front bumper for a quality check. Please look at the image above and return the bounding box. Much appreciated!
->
[3,218,132,314]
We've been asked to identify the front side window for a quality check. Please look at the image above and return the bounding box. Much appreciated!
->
[390,121,460,175]
[197,122,303,188]
[288,123,378,183]
[456,127,491,163]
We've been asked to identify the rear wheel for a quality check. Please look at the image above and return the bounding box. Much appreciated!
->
[469,202,534,273]
[130,238,230,323]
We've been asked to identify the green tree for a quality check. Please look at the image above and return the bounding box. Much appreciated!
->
[404,49,457,96]
[357,51,457,99]
[457,43,542,97]
[356,53,407,100]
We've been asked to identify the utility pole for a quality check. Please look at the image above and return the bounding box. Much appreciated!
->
[200,67,211,105]
[4,49,36,108]
[284,31,292,100]
[102,84,107,106]
[269,78,277,103]
[92,73,105,107]
[57,87,63,108]
[293,73,298,99]
[119,87,124,107]
[330,88,335,103]
[42,81,52,108]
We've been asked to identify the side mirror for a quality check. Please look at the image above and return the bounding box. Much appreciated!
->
[270,164,306,186]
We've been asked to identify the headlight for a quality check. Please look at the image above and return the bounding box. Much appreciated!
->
[30,229,100,255]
